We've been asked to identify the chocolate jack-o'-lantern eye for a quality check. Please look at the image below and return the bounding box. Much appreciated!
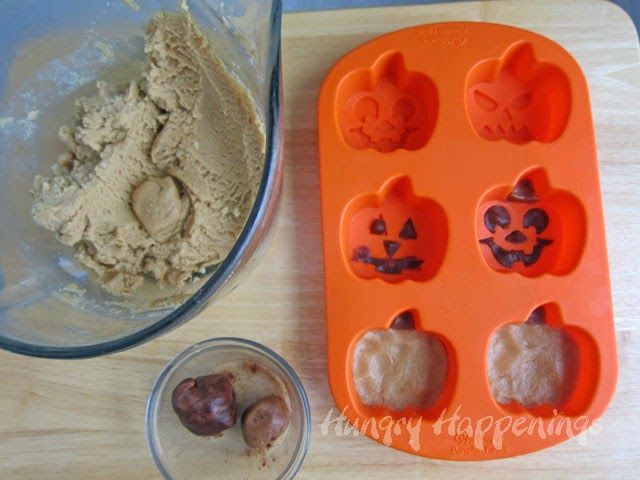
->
[484,206,511,233]
[370,215,387,235]
[399,218,417,239]
[523,208,549,234]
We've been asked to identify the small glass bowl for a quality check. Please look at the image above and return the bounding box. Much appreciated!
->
[146,338,311,480]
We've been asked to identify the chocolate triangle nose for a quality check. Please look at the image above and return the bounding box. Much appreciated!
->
[383,240,401,258]
[505,230,527,244]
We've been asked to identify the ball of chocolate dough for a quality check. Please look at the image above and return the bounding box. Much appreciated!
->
[172,374,236,436]
[241,395,292,448]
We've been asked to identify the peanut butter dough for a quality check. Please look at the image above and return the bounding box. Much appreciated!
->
[131,176,190,243]
[352,313,448,411]
[487,321,578,408]
[31,13,265,295]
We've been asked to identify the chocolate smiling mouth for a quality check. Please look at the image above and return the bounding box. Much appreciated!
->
[479,237,553,268]
[352,245,424,274]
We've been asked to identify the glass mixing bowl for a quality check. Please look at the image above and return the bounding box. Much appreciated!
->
[0,0,283,358]
[146,338,311,479]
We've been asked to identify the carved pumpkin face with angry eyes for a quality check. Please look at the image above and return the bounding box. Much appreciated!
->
[466,42,572,144]
[469,79,534,144]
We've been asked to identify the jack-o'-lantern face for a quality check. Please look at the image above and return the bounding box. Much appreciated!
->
[346,81,419,153]
[353,215,424,275]
[469,80,534,143]
[339,52,438,153]
[466,42,572,144]
[350,92,417,152]
[479,180,553,268]
[345,177,448,282]
[477,170,587,277]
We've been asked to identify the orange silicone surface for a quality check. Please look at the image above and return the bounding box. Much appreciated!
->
[317,23,617,460]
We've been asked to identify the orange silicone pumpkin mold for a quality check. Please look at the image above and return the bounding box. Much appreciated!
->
[487,303,599,418]
[318,22,617,460]
[343,176,447,282]
[337,51,438,152]
[466,42,571,144]
[477,168,586,276]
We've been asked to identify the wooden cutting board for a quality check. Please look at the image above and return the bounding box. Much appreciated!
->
[1,0,638,478]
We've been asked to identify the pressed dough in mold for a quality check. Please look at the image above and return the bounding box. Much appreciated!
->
[352,311,447,411]
[487,306,578,408]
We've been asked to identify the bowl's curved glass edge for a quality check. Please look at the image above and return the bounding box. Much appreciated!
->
[0,1,284,359]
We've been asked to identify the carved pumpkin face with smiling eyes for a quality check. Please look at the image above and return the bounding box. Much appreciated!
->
[338,51,439,153]
[476,169,588,277]
[349,93,418,153]
[479,179,554,270]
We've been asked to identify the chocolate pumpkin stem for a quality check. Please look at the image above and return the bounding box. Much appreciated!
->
[526,306,546,325]
[391,311,415,330]
[507,179,538,203]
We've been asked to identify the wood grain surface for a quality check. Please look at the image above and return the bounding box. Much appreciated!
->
[1,0,639,478]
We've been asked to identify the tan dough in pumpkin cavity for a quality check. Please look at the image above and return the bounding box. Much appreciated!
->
[30,12,265,295]
[487,323,578,408]
[352,328,447,411]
